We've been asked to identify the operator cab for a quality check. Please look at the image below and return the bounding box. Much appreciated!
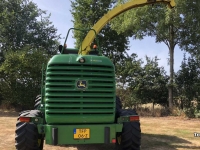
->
[59,28,101,56]
[58,44,99,55]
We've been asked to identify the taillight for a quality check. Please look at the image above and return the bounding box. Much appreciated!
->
[129,116,139,121]
[19,117,31,122]
[112,138,116,143]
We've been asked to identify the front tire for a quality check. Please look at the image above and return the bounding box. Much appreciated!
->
[115,109,141,150]
[15,110,44,150]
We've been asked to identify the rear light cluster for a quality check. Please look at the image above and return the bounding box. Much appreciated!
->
[129,116,139,121]
[112,138,116,143]
[19,117,30,122]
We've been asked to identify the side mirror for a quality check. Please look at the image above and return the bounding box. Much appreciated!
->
[58,45,63,53]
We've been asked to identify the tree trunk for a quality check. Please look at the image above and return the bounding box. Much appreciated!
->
[168,47,174,109]
[168,25,175,110]
[152,102,155,117]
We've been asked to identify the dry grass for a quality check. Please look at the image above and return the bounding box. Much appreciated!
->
[141,117,200,150]
[137,103,170,117]
[0,110,200,150]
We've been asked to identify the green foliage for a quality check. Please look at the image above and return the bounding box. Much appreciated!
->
[175,54,200,111]
[0,0,61,108]
[111,0,200,57]
[111,0,200,109]
[70,0,129,65]
[177,0,200,56]
[174,53,200,118]
[116,87,141,109]
[116,54,168,108]
[116,53,142,108]
[0,0,60,59]
[182,107,195,118]
[132,56,169,106]
[111,1,178,43]
[116,53,143,86]
[0,47,50,109]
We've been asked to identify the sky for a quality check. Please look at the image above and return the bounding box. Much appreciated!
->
[32,0,186,75]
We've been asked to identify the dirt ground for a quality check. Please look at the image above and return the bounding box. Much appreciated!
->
[1,110,200,150]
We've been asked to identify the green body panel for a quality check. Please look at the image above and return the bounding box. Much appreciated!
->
[45,123,122,145]
[44,54,116,124]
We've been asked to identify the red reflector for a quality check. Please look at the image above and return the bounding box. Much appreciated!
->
[19,117,31,122]
[112,138,116,143]
[129,116,139,121]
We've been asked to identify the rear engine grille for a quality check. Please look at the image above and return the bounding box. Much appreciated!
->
[45,64,115,116]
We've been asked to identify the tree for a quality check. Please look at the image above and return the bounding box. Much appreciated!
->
[0,46,50,109]
[177,1,200,57]
[116,53,143,108]
[116,54,168,110]
[0,0,60,61]
[0,0,60,107]
[116,53,143,87]
[132,56,169,110]
[116,87,141,109]
[70,0,130,66]
[175,53,200,117]
[111,0,200,110]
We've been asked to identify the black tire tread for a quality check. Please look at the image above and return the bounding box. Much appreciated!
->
[116,96,122,119]
[117,109,141,150]
[18,110,31,116]
[15,110,44,150]
[34,101,41,109]
[116,96,122,111]
[34,95,41,109]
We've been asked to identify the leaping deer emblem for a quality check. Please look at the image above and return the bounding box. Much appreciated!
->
[77,80,87,89]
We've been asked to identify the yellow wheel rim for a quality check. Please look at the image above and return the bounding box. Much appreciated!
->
[38,139,41,146]
[117,135,121,145]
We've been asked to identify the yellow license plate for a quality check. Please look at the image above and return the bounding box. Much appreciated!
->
[73,128,90,139]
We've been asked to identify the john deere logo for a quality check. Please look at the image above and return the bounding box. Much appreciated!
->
[77,80,87,89]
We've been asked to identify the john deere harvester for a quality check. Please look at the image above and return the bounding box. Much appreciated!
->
[15,27,141,150]
[15,1,175,150]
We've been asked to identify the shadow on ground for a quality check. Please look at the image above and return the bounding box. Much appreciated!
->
[61,133,200,150]
[61,144,114,150]
[141,133,200,150]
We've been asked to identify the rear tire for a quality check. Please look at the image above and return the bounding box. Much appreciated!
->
[34,95,41,109]
[116,96,122,119]
[115,109,141,150]
[116,96,122,110]
[18,110,30,116]
[15,110,44,150]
